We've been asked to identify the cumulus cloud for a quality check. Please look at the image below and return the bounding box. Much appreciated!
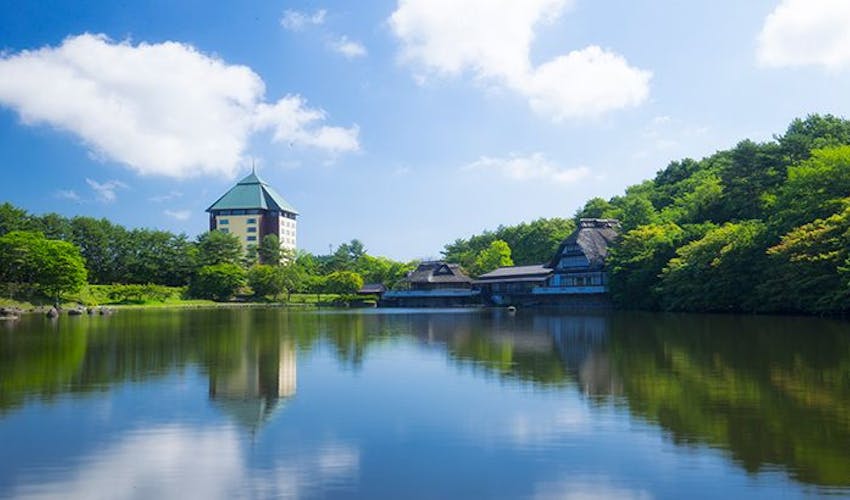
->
[757,0,850,70]
[164,209,191,221]
[328,36,368,59]
[463,153,590,184]
[757,0,850,69]
[280,9,327,31]
[86,178,127,203]
[254,97,360,152]
[0,34,359,179]
[389,0,650,120]
[524,46,650,121]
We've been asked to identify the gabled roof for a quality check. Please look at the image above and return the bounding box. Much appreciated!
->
[206,170,298,214]
[475,264,552,281]
[407,261,473,284]
[546,219,620,270]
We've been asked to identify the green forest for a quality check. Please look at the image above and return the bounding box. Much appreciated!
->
[446,114,850,315]
[0,205,418,304]
[3,114,850,314]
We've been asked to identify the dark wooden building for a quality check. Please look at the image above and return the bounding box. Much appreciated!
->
[475,219,621,307]
[380,261,480,307]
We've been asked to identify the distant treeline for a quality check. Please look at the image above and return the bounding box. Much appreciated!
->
[443,114,850,315]
[0,204,416,302]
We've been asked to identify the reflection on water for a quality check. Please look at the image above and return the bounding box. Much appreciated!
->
[209,335,296,433]
[1,308,849,498]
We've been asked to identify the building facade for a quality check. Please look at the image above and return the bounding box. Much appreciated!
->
[206,170,298,253]
[476,219,621,307]
[380,261,480,307]
[540,218,620,294]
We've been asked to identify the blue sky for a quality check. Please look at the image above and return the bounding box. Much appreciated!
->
[2,0,850,260]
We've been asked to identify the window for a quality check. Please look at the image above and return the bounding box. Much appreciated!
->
[247,236,257,242]
[219,219,229,225]
[247,218,257,224]
[559,255,588,269]
[247,226,257,233]
[219,228,229,233]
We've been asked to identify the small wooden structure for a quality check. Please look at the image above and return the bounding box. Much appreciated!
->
[380,261,480,307]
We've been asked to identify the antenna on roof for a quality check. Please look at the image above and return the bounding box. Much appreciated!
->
[251,158,257,175]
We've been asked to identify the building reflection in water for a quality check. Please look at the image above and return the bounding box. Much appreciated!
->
[400,311,622,396]
[209,337,297,433]
[542,314,622,397]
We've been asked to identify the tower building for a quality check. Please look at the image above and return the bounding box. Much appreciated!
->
[206,169,298,252]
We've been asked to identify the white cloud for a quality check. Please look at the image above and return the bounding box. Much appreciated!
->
[389,0,650,120]
[524,46,651,121]
[0,34,359,179]
[328,36,368,59]
[56,189,81,202]
[149,190,183,203]
[12,425,360,500]
[535,477,653,500]
[280,9,326,31]
[463,152,590,184]
[164,209,191,221]
[757,0,850,69]
[254,97,360,152]
[86,178,127,203]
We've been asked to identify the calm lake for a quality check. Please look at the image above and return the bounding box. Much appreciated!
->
[1,308,849,499]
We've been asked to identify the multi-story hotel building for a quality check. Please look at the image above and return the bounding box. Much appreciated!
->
[206,169,298,252]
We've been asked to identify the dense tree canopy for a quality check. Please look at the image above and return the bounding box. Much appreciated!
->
[190,263,245,301]
[324,270,364,295]
[601,114,850,314]
[443,217,574,270]
[470,239,514,276]
[0,231,87,300]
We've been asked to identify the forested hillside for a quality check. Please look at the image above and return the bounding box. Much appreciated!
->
[583,114,850,314]
[444,115,850,315]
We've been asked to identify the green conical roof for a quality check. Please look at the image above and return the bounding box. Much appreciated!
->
[206,171,298,214]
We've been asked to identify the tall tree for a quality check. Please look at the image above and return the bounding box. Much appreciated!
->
[0,231,86,301]
[189,263,245,301]
[608,223,684,310]
[0,203,29,236]
[38,239,88,301]
[196,230,243,267]
[258,234,281,266]
[471,239,514,276]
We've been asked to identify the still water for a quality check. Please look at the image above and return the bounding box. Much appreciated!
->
[1,308,849,499]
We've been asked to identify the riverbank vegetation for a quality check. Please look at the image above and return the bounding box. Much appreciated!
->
[0,203,416,306]
[444,114,850,315]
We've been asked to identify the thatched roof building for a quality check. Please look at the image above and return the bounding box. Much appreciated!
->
[405,261,473,290]
[546,218,620,271]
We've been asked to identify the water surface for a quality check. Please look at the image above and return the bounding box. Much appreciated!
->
[1,308,849,499]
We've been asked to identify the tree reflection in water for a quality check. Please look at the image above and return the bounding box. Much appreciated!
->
[1,308,849,487]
